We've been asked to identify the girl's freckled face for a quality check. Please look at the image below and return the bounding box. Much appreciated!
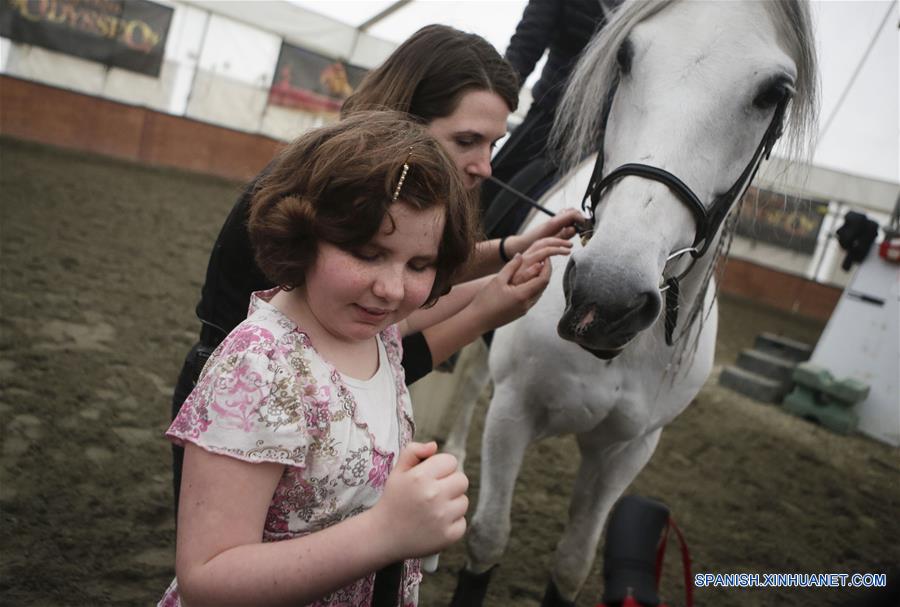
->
[302,202,445,343]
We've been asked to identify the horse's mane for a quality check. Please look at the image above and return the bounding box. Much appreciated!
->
[769,0,820,164]
[552,0,819,174]
[551,0,671,173]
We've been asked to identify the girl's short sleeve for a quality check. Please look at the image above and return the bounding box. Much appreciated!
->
[167,324,318,468]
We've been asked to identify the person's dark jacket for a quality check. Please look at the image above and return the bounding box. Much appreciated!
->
[505,0,609,110]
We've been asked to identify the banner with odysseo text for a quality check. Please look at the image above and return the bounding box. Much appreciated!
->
[0,0,174,77]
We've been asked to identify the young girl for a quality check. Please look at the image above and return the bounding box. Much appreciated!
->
[169,24,583,510]
[160,112,561,607]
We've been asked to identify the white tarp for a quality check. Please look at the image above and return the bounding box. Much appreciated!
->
[183,0,396,68]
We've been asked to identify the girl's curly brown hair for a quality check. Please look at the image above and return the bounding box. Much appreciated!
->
[248,111,477,306]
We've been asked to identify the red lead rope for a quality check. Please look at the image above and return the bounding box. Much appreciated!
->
[654,517,694,607]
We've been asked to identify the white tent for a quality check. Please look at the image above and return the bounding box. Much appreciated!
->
[6,0,894,190]
[192,0,900,213]
[286,0,899,185]
[184,0,398,69]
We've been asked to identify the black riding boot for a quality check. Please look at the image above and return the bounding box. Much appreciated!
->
[449,566,496,607]
[601,495,670,606]
[540,578,577,607]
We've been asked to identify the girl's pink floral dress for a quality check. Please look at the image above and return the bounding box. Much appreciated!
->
[159,288,420,607]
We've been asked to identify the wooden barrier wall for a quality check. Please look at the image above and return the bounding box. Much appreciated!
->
[0,75,281,182]
[720,258,840,322]
[0,75,841,322]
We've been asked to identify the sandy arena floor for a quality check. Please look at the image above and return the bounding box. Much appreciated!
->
[1,137,897,606]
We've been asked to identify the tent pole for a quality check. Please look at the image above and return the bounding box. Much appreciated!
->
[347,1,412,63]
[359,0,413,32]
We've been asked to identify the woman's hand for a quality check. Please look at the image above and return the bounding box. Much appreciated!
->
[504,208,587,257]
[469,236,572,332]
[509,236,573,286]
[464,209,587,281]
[371,442,469,560]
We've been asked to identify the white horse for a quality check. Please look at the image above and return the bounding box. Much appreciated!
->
[448,1,818,605]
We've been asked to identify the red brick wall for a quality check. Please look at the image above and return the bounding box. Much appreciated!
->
[720,258,841,321]
[0,75,281,182]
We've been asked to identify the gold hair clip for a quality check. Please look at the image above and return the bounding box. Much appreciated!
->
[392,147,414,202]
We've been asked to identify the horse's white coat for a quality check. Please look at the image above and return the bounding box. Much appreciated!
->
[447,1,817,601]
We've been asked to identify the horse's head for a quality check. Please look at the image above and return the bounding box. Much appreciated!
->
[554,0,817,357]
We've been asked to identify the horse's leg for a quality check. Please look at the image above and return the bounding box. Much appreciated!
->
[449,382,535,607]
[442,341,490,470]
[546,428,663,604]
[466,383,536,573]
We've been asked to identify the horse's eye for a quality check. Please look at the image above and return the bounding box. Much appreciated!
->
[753,81,792,109]
[616,40,633,75]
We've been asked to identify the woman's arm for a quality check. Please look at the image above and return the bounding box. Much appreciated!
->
[175,442,467,607]
[401,234,571,340]
[420,235,572,366]
[421,256,544,366]
[458,208,584,281]
[399,276,492,338]
[504,0,562,89]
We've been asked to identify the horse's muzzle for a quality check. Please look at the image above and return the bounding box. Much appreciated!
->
[558,258,661,354]
[557,303,636,356]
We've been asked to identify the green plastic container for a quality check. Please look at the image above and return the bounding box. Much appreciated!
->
[791,363,870,406]
[782,386,860,435]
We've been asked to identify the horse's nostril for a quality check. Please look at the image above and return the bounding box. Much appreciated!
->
[603,291,661,334]
[637,291,662,325]
[574,304,597,336]
[563,258,577,303]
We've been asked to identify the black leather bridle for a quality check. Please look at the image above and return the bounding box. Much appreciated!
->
[578,94,790,346]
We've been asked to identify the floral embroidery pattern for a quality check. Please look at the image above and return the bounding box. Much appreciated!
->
[339,446,371,487]
[301,383,333,438]
[160,289,418,607]
[369,448,394,489]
